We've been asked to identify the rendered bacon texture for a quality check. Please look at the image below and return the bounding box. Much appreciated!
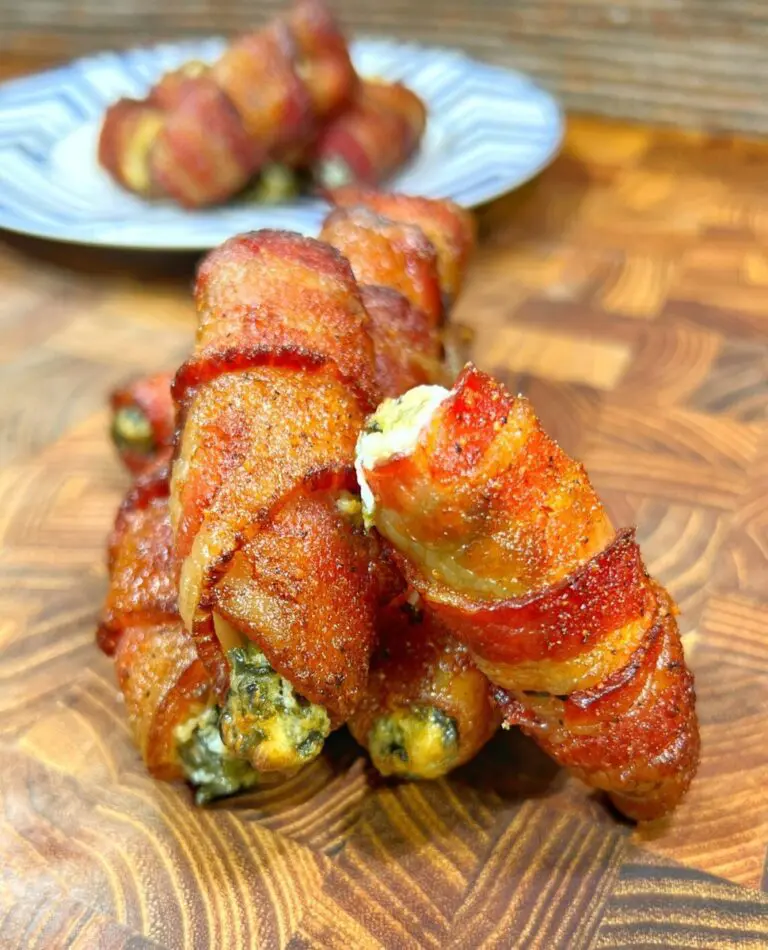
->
[349,597,499,780]
[330,187,476,307]
[286,0,357,122]
[171,230,380,721]
[312,80,426,190]
[110,371,175,476]
[320,206,443,327]
[210,22,313,154]
[358,364,700,820]
[97,463,213,780]
[147,61,211,110]
[98,462,179,656]
[362,285,444,398]
[150,77,262,207]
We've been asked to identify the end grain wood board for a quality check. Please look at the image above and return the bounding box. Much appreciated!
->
[1,117,768,949]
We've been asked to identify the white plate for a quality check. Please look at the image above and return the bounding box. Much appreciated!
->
[0,38,563,249]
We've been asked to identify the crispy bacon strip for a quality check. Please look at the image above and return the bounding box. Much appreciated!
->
[150,77,262,208]
[311,79,426,190]
[98,462,178,656]
[320,206,443,327]
[110,372,175,476]
[330,187,476,308]
[113,621,212,782]
[357,364,700,819]
[97,463,212,780]
[99,0,357,207]
[363,286,443,398]
[349,597,499,779]
[171,230,380,721]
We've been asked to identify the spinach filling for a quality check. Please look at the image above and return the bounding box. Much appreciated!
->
[219,644,331,773]
[110,406,155,456]
[175,706,263,806]
[368,705,459,780]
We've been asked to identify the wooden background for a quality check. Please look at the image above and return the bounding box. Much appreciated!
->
[2,116,768,946]
[6,0,768,134]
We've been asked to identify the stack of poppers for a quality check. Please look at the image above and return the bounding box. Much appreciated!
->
[100,188,700,820]
[98,0,427,207]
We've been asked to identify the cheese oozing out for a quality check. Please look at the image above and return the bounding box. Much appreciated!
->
[355,384,449,527]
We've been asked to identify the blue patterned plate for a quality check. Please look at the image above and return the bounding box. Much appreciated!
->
[0,39,563,249]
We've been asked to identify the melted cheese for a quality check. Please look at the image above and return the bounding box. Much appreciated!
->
[355,384,449,527]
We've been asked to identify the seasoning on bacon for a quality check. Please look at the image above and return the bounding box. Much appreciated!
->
[97,463,269,801]
[356,364,700,820]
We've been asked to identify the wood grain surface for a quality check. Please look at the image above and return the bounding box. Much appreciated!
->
[7,1,768,135]
[2,117,768,948]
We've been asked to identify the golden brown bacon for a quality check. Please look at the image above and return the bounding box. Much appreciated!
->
[97,463,213,780]
[330,187,476,308]
[171,230,380,719]
[311,80,426,191]
[97,462,178,656]
[362,286,443,398]
[320,206,443,327]
[358,364,700,819]
[114,621,212,782]
[99,0,357,207]
[149,77,262,208]
[348,597,499,779]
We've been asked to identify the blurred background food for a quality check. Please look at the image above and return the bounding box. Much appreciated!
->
[96,2,429,208]
[3,0,768,135]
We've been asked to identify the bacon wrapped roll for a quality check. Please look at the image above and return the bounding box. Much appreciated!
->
[110,371,175,476]
[170,230,381,776]
[103,196,481,787]
[98,99,167,199]
[311,80,426,191]
[355,365,700,820]
[99,0,356,207]
[97,463,268,801]
[320,206,443,327]
[330,187,476,309]
[349,596,499,780]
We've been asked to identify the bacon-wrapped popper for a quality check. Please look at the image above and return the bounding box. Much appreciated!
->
[320,206,443,328]
[99,0,357,207]
[356,365,700,820]
[97,463,269,802]
[169,193,480,775]
[330,187,476,309]
[349,596,499,780]
[170,230,382,775]
[110,371,176,476]
[311,79,426,191]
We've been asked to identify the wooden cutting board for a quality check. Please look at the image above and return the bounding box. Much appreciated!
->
[1,117,767,949]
